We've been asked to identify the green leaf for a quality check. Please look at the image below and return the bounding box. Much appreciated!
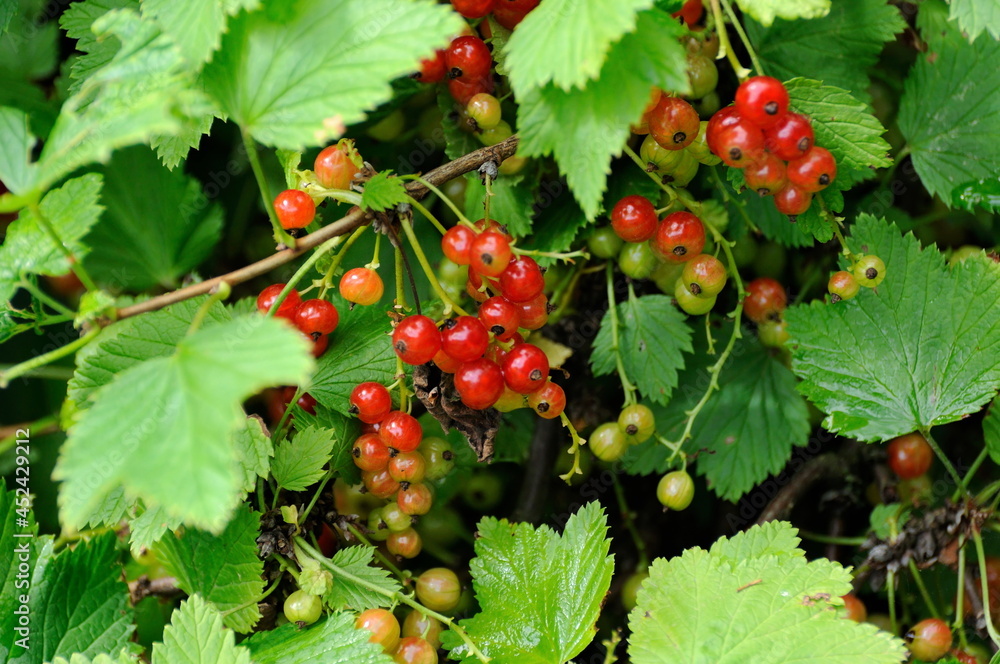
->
[899,1,1000,203]
[129,503,182,556]
[245,613,393,664]
[292,403,362,485]
[272,425,334,491]
[82,146,222,290]
[724,182,815,247]
[516,188,588,265]
[0,174,104,307]
[360,171,409,213]
[591,293,693,406]
[622,326,810,500]
[234,414,273,494]
[445,502,613,663]
[787,214,1000,441]
[151,595,251,664]
[516,10,688,219]
[628,522,907,664]
[324,545,401,612]
[0,489,39,661]
[55,315,314,532]
[948,0,1000,41]
[746,0,903,100]
[49,651,137,664]
[142,0,260,66]
[952,176,1000,213]
[985,397,1000,466]
[735,0,830,27]
[504,0,652,92]
[0,1,15,33]
[785,78,893,187]
[11,534,134,664]
[0,106,34,195]
[464,173,535,238]
[157,505,264,633]
[201,0,462,148]
[0,1,59,82]
[60,0,137,92]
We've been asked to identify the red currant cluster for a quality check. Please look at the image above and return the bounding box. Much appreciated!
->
[827,254,885,301]
[273,141,362,231]
[588,404,656,462]
[743,277,790,348]
[414,32,493,106]
[256,283,338,358]
[448,0,539,28]
[706,76,837,218]
[635,94,720,187]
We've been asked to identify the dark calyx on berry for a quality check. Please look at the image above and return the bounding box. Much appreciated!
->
[764,101,779,115]
[865,267,878,279]
[673,131,687,144]
[689,282,702,295]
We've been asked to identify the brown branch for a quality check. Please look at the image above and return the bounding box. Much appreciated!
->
[115,136,520,321]
[128,575,183,605]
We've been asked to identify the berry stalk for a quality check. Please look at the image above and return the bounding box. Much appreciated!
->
[605,263,638,406]
[242,129,297,248]
[399,217,470,317]
[557,411,587,483]
[0,326,100,388]
[27,201,98,293]
[972,529,1000,648]
[708,0,751,82]
[719,0,764,77]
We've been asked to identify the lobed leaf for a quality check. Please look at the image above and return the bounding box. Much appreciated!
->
[735,0,830,27]
[324,545,401,612]
[151,595,251,664]
[245,613,393,664]
[271,425,335,492]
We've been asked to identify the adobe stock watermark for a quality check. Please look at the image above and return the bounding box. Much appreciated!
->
[10,427,33,653]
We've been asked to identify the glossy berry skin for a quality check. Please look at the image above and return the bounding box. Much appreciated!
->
[392,637,437,664]
[402,611,444,650]
[681,254,727,297]
[448,76,493,106]
[419,438,455,480]
[639,134,687,173]
[905,618,952,662]
[397,482,433,515]
[828,271,860,302]
[451,0,495,18]
[853,254,886,288]
[283,590,322,625]
[467,93,502,129]
[687,53,718,99]
[672,0,703,25]
[352,433,391,472]
[389,451,427,486]
[764,112,813,161]
[649,96,701,150]
[386,527,422,558]
[274,189,316,230]
[501,343,549,394]
[416,568,462,612]
[499,255,545,303]
[381,502,413,532]
[441,315,490,362]
[704,105,741,154]
[470,230,513,277]
[687,122,722,166]
[710,118,765,168]
[493,385,526,412]
[841,594,867,622]
[773,183,812,217]
[887,433,933,479]
[743,277,787,323]
[618,404,656,445]
[735,76,789,128]
[340,267,384,305]
[441,225,476,265]
[393,315,442,365]
[651,211,706,263]
[379,411,423,453]
[310,333,330,358]
[590,422,628,462]
[414,50,447,83]
[314,145,355,189]
[743,152,787,196]
[527,381,566,419]
[611,195,658,242]
[787,146,837,192]
[454,357,505,409]
[657,470,695,510]
[281,386,317,416]
[675,280,716,315]
[294,299,339,337]
[432,348,462,374]
[618,242,658,280]
[493,0,539,28]
[478,296,520,340]
[757,319,789,348]
[363,468,401,499]
[516,294,549,330]
[356,608,401,652]
[257,284,302,319]
[350,382,393,423]
[445,36,492,82]
[588,226,624,259]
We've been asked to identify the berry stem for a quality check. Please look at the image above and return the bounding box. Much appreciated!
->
[298,469,333,525]
[394,246,408,312]
[483,171,493,222]
[242,129,297,248]
[600,630,622,664]
[816,194,857,260]
[319,226,367,299]
[954,447,988,501]
[402,174,471,231]
[368,230,382,270]
[513,247,590,263]
[557,412,587,483]
[886,569,897,636]
[0,414,59,456]
[0,326,100,388]
[342,522,409,581]
[548,262,589,325]
[399,217,470,316]
[972,529,1000,648]
[295,537,492,663]
[186,282,231,336]
[708,0,751,82]
[19,278,76,318]
[719,0,765,77]
[26,201,98,293]
[612,473,650,570]
[267,233,347,318]
[708,167,760,234]
[954,536,969,648]
[307,184,363,208]
[393,246,412,413]
[907,559,940,619]
[796,530,867,546]
[405,195,450,237]
[919,428,966,494]
[605,263,638,406]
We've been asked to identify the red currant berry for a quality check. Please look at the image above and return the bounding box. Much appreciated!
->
[590,422,627,461]
[501,343,549,394]
[787,146,837,193]
[442,225,476,265]
[773,183,812,217]
[467,92,502,130]
[432,348,463,373]
[743,152,788,196]
[681,253,727,298]
[283,590,322,625]
[515,295,549,330]
[356,608,401,652]
[257,284,302,319]
[841,594,867,622]
[420,438,455,481]
[618,404,656,444]
[611,195,658,243]
[499,255,545,303]
[650,211,705,263]
[362,468,401,499]
[386,527,422,558]
[393,315,442,365]
[293,299,339,337]
[340,267,384,305]
[469,230,513,277]
[905,618,952,662]
[735,76,789,128]
[392,636,437,664]
[389,451,427,486]
[828,271,860,302]
[711,117,765,168]
[473,217,512,238]
[478,296,520,340]
[657,470,695,510]
[414,49,447,83]
[397,482,433,515]
[887,432,933,479]
[352,433,391,471]
[274,189,316,230]
[853,254,886,288]
[526,381,565,419]
[379,410,423,453]
[649,96,700,150]
[743,277,787,323]
[281,386,317,416]
[314,145,356,190]
[448,76,493,106]
[705,105,742,156]
[493,0,539,29]
[451,0,495,18]
[402,611,444,650]
[445,35,492,82]
[672,0,703,25]
[440,315,490,362]
[310,333,329,358]
[763,112,813,161]
[349,382,393,423]
[466,272,491,303]
[416,568,461,612]
[454,357,505,409]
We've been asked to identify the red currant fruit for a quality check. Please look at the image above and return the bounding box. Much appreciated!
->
[445,35,492,82]
[470,230,513,277]
[283,589,322,625]
[758,319,789,348]
[640,134,687,173]
[293,299,339,337]
[710,117,765,168]
[402,611,444,650]
[379,411,423,453]
[499,255,545,303]
[356,608,401,652]
[681,253,727,297]
[352,433,391,472]
[686,52,718,99]
[905,618,952,662]
[516,294,549,330]
[432,348,463,374]
[362,468,401,499]
[454,357,505,409]
[257,284,302,319]
[349,382,392,424]
[448,76,493,106]
[527,380,566,419]
[841,594,867,622]
[501,343,549,394]
[478,296,520,340]
[787,146,836,193]
[657,470,695,510]
[397,482,433,515]
[494,385,526,412]
[414,49,447,83]
[618,404,655,444]
[441,225,476,265]
[420,438,455,480]
[274,189,315,230]
[773,183,812,217]
[386,527,422,558]
[587,226,625,260]
[340,267,384,305]
[392,636,437,664]
[853,254,886,288]
[743,152,788,196]
[828,271,860,302]
[381,502,413,532]
[611,195,658,242]
[440,315,490,362]
[466,271,491,303]
[389,451,427,486]
[618,241,658,280]
[314,145,356,190]
[675,280,716,315]
[467,92,502,130]
[310,332,329,358]
[672,0,703,25]
[649,96,700,150]
[735,76,789,128]
[704,105,741,155]
[492,0,539,29]
[393,315,442,365]
[650,211,705,263]
[589,422,627,462]
[451,0,495,18]
[763,112,813,161]
[416,568,461,612]
[281,386,317,416]
[743,277,787,323]
[887,432,932,479]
